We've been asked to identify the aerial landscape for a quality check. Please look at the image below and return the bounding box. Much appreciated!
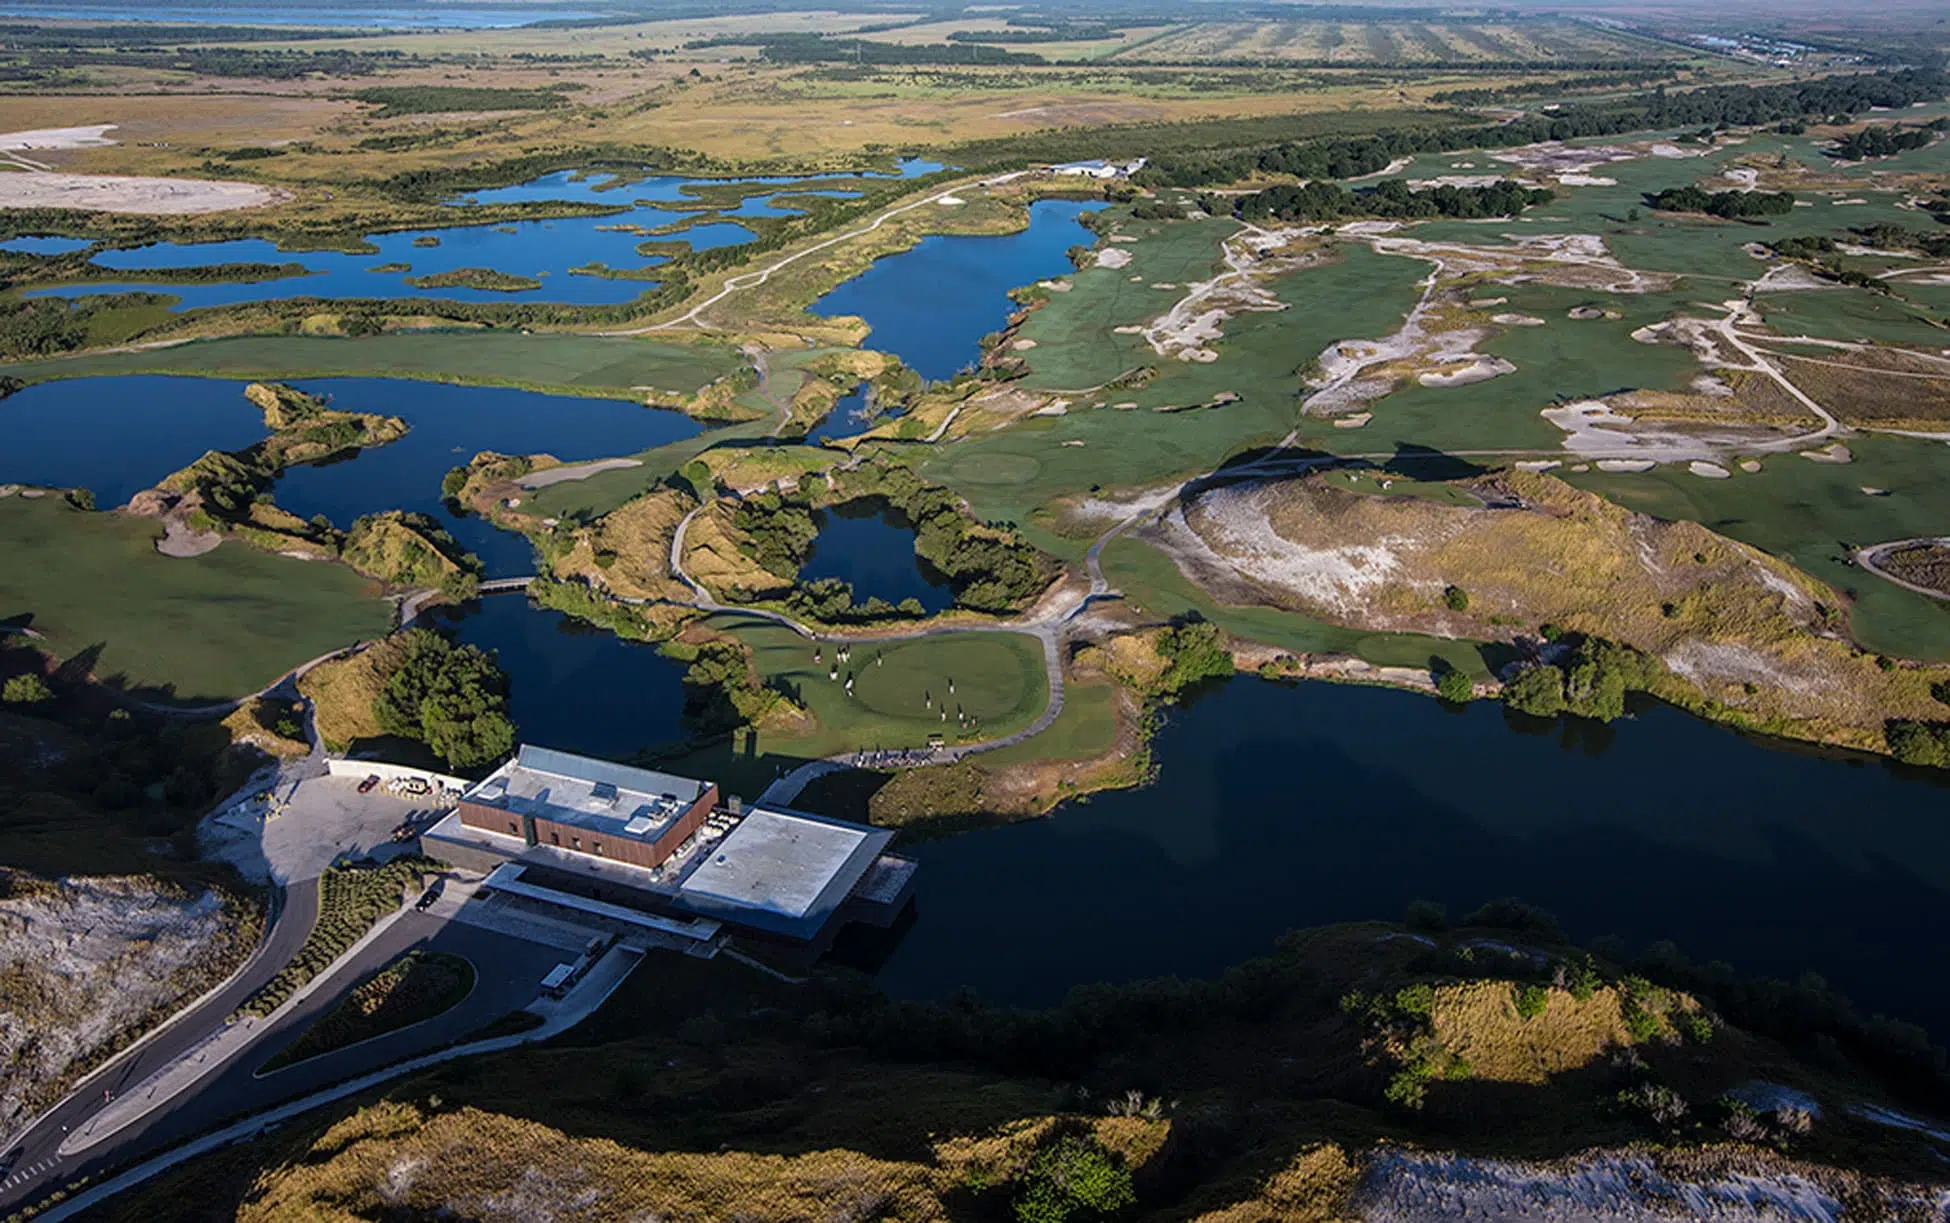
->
[7,0,1950,1218]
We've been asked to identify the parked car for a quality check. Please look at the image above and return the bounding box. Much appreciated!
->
[415,878,444,911]
[357,774,381,794]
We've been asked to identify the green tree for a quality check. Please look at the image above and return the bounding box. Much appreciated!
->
[2,673,53,704]
[1435,668,1473,703]
[1442,585,1469,611]
[1503,664,1566,717]
[1015,1138,1135,1223]
[373,630,516,770]
[1155,618,1234,697]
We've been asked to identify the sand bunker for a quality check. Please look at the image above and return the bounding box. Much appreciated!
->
[1689,461,1731,479]
[1557,173,1617,187]
[1597,458,1656,472]
[1095,247,1132,269]
[1801,442,1853,464]
[0,171,282,215]
[1492,312,1545,327]
[1333,412,1372,429]
[1418,357,1516,388]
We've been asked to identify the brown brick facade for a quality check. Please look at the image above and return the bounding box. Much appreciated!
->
[457,783,720,871]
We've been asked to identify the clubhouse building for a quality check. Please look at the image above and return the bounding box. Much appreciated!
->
[422,745,916,956]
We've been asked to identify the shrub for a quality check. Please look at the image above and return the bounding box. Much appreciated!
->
[1514,983,1550,1019]
[1014,1138,1134,1223]
[2,673,53,704]
[1442,584,1469,611]
[1435,668,1473,703]
[1617,1082,1688,1128]
[1503,664,1566,717]
[1403,899,1449,931]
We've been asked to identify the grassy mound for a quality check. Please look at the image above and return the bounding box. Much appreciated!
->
[1173,469,1950,751]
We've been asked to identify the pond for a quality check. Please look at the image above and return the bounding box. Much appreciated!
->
[799,499,955,614]
[810,198,1105,382]
[803,388,904,446]
[863,676,1950,1036]
[432,596,690,760]
[27,159,944,310]
[0,375,701,576]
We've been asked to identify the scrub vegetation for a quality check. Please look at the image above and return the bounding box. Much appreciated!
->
[236,858,440,1021]
[107,911,1950,1220]
[260,950,475,1073]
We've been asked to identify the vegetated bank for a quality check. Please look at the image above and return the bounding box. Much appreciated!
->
[96,908,1950,1221]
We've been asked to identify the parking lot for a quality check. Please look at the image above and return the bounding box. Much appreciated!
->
[203,772,452,885]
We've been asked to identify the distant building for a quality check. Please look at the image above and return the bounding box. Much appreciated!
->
[426,745,915,957]
[1049,157,1147,179]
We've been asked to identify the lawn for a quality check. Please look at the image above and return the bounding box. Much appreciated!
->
[652,616,1051,788]
[0,497,391,703]
[5,333,746,402]
[1563,435,1950,662]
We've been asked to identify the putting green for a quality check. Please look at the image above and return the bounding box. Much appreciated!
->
[848,636,1033,723]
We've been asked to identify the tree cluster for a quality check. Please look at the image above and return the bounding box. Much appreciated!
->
[1233,177,1551,223]
[371,630,516,771]
[1832,122,1941,162]
[1645,185,1794,220]
[1501,637,1661,723]
[732,488,820,580]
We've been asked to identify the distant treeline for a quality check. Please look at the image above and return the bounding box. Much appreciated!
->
[1132,65,1949,187]
[1646,185,1794,220]
[683,33,1047,65]
[1231,177,1554,222]
[350,85,578,117]
[1430,68,1682,105]
[4,46,416,79]
[0,20,376,45]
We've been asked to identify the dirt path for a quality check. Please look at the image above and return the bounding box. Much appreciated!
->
[1853,538,1950,602]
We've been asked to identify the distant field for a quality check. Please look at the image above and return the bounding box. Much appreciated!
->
[5,334,746,400]
[0,497,389,703]
[1113,20,1668,64]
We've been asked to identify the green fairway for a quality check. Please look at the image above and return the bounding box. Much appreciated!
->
[3,333,746,401]
[977,676,1119,766]
[1563,434,1950,661]
[0,497,390,702]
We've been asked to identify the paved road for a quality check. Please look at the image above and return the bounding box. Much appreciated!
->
[0,878,316,1206]
[0,903,559,1214]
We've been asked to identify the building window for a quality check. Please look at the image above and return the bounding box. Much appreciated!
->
[593,842,603,857]
[572,837,581,850]
[507,821,518,835]
[550,832,560,846]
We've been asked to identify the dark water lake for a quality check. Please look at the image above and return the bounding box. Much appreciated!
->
[434,596,689,760]
[866,677,1950,1033]
[0,4,587,26]
[0,375,699,576]
[29,160,943,309]
[811,198,1104,381]
[800,499,954,613]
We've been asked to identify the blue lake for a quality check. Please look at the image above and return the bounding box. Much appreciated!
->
[0,236,91,255]
[811,197,1104,381]
[800,499,954,613]
[0,376,699,576]
[868,676,1950,1034]
[29,159,944,310]
[803,388,901,446]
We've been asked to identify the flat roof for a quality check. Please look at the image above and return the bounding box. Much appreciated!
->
[483,864,721,943]
[677,807,893,939]
[459,745,712,848]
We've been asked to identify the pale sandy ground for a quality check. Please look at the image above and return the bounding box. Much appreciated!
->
[0,125,281,212]
[0,170,283,214]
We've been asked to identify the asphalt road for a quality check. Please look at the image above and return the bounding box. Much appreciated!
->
[0,894,561,1214]
[0,878,317,1206]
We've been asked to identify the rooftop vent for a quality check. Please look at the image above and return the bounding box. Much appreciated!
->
[591,781,620,806]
